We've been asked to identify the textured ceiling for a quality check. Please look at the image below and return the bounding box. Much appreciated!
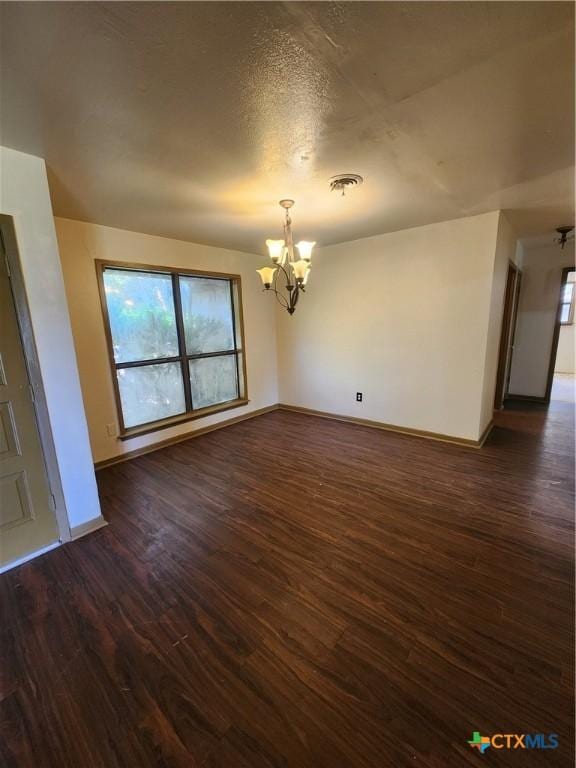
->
[1,1,574,254]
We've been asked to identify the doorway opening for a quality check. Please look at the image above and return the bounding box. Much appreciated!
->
[550,268,575,404]
[503,263,575,408]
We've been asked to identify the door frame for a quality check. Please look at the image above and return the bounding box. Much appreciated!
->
[506,269,522,398]
[0,214,70,548]
[494,261,521,409]
[543,266,574,403]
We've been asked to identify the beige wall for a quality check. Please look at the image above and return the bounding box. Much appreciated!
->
[0,147,101,531]
[555,325,575,373]
[508,242,574,397]
[276,211,506,442]
[55,218,278,464]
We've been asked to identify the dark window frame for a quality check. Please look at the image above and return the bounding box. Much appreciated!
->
[559,275,575,326]
[96,260,248,439]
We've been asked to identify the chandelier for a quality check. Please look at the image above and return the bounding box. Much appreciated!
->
[256,199,315,315]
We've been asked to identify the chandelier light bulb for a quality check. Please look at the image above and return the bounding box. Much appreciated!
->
[266,239,285,263]
[256,266,277,288]
[291,259,310,282]
[296,241,315,262]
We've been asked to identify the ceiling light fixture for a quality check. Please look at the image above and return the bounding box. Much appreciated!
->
[256,199,315,316]
[554,226,574,249]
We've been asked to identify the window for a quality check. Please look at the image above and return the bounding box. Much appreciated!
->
[559,272,575,325]
[98,262,247,436]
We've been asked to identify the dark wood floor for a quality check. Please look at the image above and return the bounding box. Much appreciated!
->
[1,403,574,767]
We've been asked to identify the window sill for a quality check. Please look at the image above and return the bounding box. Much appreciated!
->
[119,398,250,440]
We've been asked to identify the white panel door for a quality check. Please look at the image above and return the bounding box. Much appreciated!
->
[0,249,59,567]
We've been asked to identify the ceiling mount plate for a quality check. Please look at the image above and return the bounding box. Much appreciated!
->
[329,174,363,195]
[554,225,574,249]
[279,199,295,209]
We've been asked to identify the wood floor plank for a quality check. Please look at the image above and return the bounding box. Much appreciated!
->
[0,402,573,767]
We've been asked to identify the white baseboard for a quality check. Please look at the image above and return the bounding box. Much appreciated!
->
[0,541,61,575]
[69,515,108,541]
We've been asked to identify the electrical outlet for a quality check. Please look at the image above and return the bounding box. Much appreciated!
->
[106,423,117,437]
[356,392,363,402]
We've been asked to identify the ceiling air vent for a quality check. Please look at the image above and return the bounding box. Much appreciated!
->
[329,174,363,196]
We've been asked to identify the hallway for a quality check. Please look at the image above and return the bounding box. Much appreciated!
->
[0,403,574,767]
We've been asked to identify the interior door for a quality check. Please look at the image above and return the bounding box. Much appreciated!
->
[0,245,59,568]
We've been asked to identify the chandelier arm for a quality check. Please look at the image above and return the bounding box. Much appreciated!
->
[271,288,289,310]
[276,261,293,288]
[273,264,285,296]
[281,282,297,315]
[267,269,288,309]
[290,283,300,313]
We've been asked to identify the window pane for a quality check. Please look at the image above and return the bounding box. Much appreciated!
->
[117,363,185,428]
[179,277,235,354]
[189,355,238,410]
[103,269,179,363]
[562,283,574,303]
[560,304,571,323]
